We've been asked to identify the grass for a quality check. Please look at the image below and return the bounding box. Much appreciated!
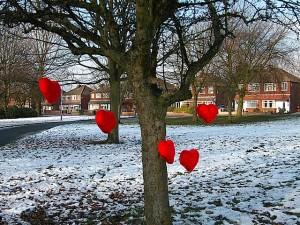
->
[120,113,300,126]
[166,113,299,126]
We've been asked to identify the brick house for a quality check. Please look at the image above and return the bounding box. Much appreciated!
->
[61,85,93,113]
[178,74,226,108]
[88,84,135,113]
[235,68,300,113]
[179,85,226,108]
[88,85,111,111]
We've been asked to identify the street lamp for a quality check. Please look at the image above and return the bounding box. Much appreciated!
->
[60,88,63,121]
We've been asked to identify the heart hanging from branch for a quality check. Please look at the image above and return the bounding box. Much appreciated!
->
[179,149,200,172]
[95,110,117,134]
[196,104,218,124]
[158,140,175,164]
[38,77,61,104]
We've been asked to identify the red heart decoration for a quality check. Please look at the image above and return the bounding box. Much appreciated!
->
[95,110,117,134]
[196,104,218,124]
[38,78,61,104]
[157,140,175,164]
[39,77,51,95]
[179,149,200,172]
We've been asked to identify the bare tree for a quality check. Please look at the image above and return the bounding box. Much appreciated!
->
[213,21,294,118]
[0,26,33,111]
[1,1,300,224]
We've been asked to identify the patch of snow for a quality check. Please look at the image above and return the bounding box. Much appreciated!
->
[0,118,299,224]
[0,115,94,129]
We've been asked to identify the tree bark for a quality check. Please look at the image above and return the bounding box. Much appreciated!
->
[106,60,120,144]
[137,98,171,225]
[227,96,233,122]
[129,66,171,225]
[191,84,198,122]
[236,96,244,117]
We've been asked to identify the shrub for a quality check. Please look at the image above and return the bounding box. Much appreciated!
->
[1,106,38,119]
[278,107,286,114]
[167,106,175,112]
[173,106,194,114]
[0,108,5,119]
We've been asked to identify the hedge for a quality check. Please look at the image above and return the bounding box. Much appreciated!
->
[0,106,38,119]
[168,106,194,114]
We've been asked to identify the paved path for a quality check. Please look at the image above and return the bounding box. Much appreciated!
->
[0,117,139,147]
[0,120,92,147]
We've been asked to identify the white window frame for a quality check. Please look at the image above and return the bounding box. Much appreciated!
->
[208,86,214,94]
[264,83,276,92]
[262,100,276,108]
[246,100,258,108]
[281,82,288,91]
[199,87,205,94]
[238,84,244,90]
[248,83,260,92]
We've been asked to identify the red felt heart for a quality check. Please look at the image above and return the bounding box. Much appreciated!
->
[38,78,61,104]
[158,140,175,164]
[179,149,199,172]
[196,104,218,124]
[38,77,51,95]
[95,110,117,134]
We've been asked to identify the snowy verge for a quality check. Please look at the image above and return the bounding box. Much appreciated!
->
[0,119,299,224]
[0,115,94,129]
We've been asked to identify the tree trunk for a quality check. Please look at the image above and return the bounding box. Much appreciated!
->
[191,84,198,122]
[129,66,171,225]
[106,60,120,144]
[4,82,10,112]
[227,96,233,122]
[236,96,244,117]
[137,100,171,225]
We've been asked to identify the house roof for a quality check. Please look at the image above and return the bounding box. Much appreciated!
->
[65,85,94,96]
[194,72,222,85]
[155,78,177,91]
[236,66,300,83]
[91,84,110,93]
[259,67,300,83]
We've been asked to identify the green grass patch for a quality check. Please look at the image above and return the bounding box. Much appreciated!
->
[166,113,298,126]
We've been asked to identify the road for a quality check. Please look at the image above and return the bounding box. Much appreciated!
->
[0,117,139,147]
[0,120,93,147]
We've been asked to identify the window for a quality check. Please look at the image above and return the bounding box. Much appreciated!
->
[72,95,78,100]
[199,87,205,94]
[246,100,258,108]
[96,93,102,98]
[102,93,109,98]
[101,104,110,110]
[248,83,260,92]
[263,100,275,108]
[281,82,288,91]
[208,86,214,94]
[264,83,276,91]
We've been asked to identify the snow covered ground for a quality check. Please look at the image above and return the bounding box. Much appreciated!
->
[0,118,299,224]
[0,115,94,129]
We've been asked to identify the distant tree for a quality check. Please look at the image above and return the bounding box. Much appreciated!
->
[213,21,293,118]
[0,26,32,111]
